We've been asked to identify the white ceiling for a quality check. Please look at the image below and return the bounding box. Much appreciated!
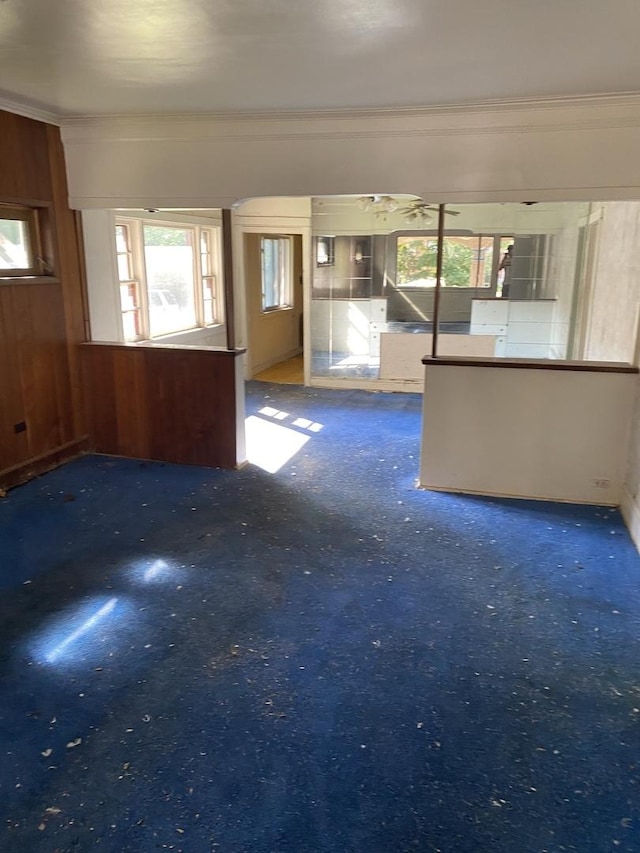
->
[2,0,640,118]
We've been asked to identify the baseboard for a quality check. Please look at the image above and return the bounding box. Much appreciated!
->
[0,436,90,492]
[621,485,640,552]
[251,347,302,377]
[309,376,423,394]
[420,481,620,508]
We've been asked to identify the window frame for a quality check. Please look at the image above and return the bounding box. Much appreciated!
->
[115,222,144,342]
[261,235,293,313]
[0,203,46,278]
[114,215,223,342]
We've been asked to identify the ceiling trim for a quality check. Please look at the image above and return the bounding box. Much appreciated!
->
[2,90,640,132]
[59,91,640,126]
[0,95,60,126]
[59,93,640,151]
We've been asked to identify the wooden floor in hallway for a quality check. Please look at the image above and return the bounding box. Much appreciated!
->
[254,354,304,384]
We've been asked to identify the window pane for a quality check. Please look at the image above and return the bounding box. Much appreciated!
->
[117,253,131,281]
[120,283,141,342]
[0,219,31,269]
[261,237,291,310]
[143,226,196,336]
[115,225,128,253]
[203,276,215,324]
[396,237,438,286]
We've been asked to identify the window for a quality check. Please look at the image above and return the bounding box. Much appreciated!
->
[200,229,218,325]
[115,223,143,341]
[115,217,222,341]
[0,204,44,277]
[396,235,496,288]
[261,236,292,311]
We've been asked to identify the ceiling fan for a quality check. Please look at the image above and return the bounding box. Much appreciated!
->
[396,199,461,224]
[357,195,460,223]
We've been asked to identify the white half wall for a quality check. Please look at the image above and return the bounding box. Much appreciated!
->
[420,363,636,505]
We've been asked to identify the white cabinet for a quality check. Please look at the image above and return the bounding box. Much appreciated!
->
[470,299,561,358]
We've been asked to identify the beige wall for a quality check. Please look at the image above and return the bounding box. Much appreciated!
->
[583,202,640,363]
[585,205,640,546]
[244,233,303,375]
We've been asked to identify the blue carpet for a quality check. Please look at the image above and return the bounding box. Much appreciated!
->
[1,380,640,852]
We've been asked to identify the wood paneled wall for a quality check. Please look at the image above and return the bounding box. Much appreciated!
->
[0,111,88,490]
[81,343,244,469]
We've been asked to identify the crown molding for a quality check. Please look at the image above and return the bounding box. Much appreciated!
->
[60,91,640,148]
[4,89,640,132]
[60,91,640,126]
[0,95,60,126]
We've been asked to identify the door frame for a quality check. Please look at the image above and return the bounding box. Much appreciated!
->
[232,203,311,384]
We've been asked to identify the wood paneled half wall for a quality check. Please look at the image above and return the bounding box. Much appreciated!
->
[81,343,245,470]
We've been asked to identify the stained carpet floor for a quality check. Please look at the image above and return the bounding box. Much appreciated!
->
[1,381,640,852]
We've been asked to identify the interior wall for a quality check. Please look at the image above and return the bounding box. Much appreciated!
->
[244,232,303,375]
[0,110,87,488]
[583,203,640,546]
[583,202,640,363]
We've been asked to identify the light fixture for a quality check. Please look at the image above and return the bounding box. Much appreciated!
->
[316,236,335,266]
[353,237,370,264]
[403,208,434,226]
[357,195,399,215]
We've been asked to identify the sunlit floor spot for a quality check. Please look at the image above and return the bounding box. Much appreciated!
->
[31,596,129,667]
[245,415,310,473]
[259,406,290,420]
[127,557,183,585]
[292,417,324,432]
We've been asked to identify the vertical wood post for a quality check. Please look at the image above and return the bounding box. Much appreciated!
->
[222,208,236,351]
[431,203,446,359]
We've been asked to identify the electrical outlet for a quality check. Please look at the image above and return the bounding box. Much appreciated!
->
[592,478,611,489]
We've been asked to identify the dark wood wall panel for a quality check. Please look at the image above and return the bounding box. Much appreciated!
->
[0,288,29,466]
[0,111,88,489]
[47,126,88,436]
[0,112,52,201]
[81,344,242,470]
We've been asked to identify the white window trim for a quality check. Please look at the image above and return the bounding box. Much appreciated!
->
[114,213,224,342]
[260,234,294,313]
